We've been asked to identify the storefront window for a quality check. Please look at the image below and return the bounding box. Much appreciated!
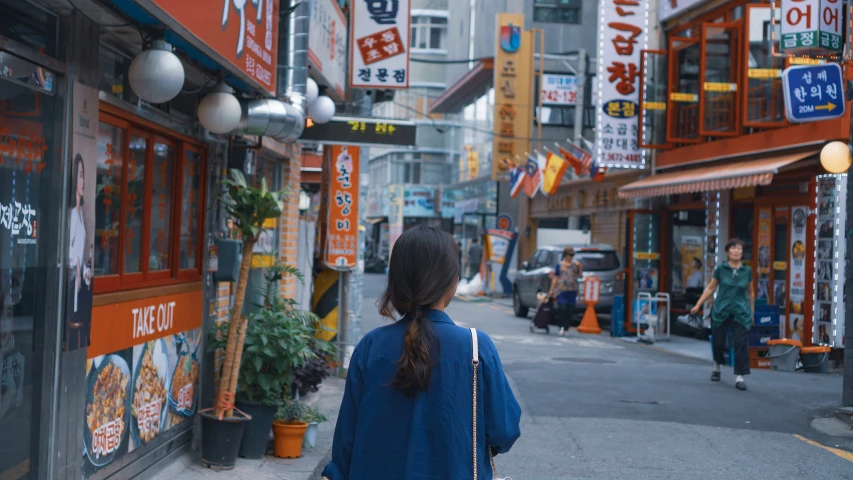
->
[125,134,146,274]
[93,114,206,293]
[180,150,202,270]
[731,205,754,265]
[0,66,59,480]
[640,50,669,149]
[95,122,124,276]
[149,141,175,272]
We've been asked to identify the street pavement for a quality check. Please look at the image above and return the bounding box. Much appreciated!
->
[358,274,853,479]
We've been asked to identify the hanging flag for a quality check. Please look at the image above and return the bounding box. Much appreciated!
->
[557,140,592,176]
[536,151,548,194]
[509,165,526,198]
[523,155,541,198]
[543,151,568,195]
[593,165,608,181]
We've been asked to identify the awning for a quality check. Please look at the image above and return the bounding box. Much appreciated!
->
[618,151,818,199]
[427,58,493,114]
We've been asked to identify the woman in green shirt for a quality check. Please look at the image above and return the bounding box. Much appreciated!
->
[691,239,755,391]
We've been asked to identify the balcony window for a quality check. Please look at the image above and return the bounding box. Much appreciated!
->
[639,50,669,149]
[700,23,741,136]
[667,38,701,143]
[743,5,785,127]
[411,15,447,51]
[533,0,581,24]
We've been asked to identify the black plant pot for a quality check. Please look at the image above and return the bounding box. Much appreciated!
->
[200,409,251,470]
[236,400,277,459]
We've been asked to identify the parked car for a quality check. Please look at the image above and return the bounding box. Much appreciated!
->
[512,244,626,322]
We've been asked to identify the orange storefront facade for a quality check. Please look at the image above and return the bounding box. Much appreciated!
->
[618,0,848,354]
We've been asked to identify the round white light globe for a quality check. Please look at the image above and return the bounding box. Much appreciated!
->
[306,77,319,106]
[820,141,852,174]
[128,46,185,104]
[308,95,336,124]
[197,86,242,134]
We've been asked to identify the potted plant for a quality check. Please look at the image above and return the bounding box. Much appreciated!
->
[301,404,328,449]
[201,170,287,470]
[272,400,309,458]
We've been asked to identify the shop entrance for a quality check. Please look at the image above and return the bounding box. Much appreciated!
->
[666,208,707,320]
[625,210,667,332]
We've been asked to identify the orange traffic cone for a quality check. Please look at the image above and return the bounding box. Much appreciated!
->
[576,302,602,334]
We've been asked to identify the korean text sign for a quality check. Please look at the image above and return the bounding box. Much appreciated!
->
[541,74,578,105]
[309,0,348,98]
[780,0,843,54]
[492,13,534,181]
[325,146,360,270]
[782,63,845,123]
[350,0,411,88]
[149,0,278,95]
[595,0,647,169]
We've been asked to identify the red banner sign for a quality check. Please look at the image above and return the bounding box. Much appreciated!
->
[324,145,359,270]
[148,0,279,96]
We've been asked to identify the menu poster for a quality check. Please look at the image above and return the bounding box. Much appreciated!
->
[789,206,808,342]
[757,208,772,275]
[813,176,846,346]
[65,82,99,351]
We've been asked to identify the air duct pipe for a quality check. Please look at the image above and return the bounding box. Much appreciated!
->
[233,0,309,142]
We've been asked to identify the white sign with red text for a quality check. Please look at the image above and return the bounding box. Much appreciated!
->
[309,0,348,98]
[595,0,648,169]
[350,0,411,88]
[541,74,578,105]
[584,276,601,305]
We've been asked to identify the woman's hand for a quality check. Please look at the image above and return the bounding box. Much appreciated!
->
[690,304,702,316]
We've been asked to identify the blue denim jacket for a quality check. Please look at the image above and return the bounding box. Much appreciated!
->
[321,309,522,480]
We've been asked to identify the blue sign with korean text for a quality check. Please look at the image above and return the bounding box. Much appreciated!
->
[782,64,845,123]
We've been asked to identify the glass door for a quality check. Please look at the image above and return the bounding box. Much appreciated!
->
[625,211,666,331]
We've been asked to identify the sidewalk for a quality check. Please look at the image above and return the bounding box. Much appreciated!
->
[619,334,713,362]
[151,377,345,480]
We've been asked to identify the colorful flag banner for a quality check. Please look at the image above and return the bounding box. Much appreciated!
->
[557,140,592,175]
[509,166,526,198]
[523,155,541,198]
[543,151,568,195]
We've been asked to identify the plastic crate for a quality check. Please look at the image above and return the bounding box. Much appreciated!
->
[753,306,781,327]
[749,348,771,369]
[749,327,781,347]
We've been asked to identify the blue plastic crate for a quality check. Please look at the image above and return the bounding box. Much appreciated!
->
[610,295,626,337]
[753,306,781,326]
[749,327,781,347]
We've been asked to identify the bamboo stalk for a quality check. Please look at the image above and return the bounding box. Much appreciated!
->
[215,240,257,418]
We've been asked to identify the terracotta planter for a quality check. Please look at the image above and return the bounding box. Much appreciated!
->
[272,420,308,458]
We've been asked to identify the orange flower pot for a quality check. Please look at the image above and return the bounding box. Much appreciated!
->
[272,420,308,458]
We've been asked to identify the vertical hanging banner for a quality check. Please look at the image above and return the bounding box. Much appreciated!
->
[324,146,360,270]
[814,176,846,346]
[388,184,404,253]
[789,205,808,342]
[350,0,411,89]
[596,0,648,169]
[65,82,98,352]
[492,13,534,181]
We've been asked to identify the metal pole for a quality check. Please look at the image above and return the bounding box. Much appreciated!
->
[843,83,853,405]
[573,48,587,144]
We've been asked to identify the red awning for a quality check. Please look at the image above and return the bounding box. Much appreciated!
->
[618,151,817,199]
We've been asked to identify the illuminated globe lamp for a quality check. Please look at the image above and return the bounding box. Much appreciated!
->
[197,80,242,135]
[306,77,319,107]
[128,39,185,104]
[820,141,853,174]
[308,95,336,124]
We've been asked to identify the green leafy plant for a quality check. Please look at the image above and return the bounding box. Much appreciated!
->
[302,404,328,424]
[275,399,309,423]
[215,169,288,418]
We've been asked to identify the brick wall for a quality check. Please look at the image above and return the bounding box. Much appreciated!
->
[278,143,302,300]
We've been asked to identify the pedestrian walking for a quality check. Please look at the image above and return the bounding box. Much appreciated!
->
[322,225,521,480]
[549,246,582,336]
[691,238,755,391]
[467,238,483,280]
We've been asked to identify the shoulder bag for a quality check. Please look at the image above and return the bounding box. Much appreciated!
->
[470,328,511,480]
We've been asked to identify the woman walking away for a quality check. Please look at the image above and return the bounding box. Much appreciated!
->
[691,239,755,391]
[322,225,521,480]
[549,246,583,336]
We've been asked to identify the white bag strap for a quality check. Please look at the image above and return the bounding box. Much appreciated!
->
[470,327,479,364]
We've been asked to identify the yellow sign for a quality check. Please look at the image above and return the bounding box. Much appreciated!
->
[633,252,661,260]
[670,92,698,103]
[642,101,667,111]
[774,261,787,271]
[703,82,737,92]
[748,69,782,79]
[789,57,824,65]
[815,102,838,112]
[467,149,480,180]
[492,13,534,181]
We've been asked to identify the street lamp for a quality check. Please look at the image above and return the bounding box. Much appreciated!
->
[819,141,852,173]
[128,39,185,104]
[197,80,242,134]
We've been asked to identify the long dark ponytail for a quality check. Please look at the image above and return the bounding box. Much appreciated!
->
[379,225,460,396]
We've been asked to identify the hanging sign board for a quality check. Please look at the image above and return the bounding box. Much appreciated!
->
[780,0,843,54]
[349,0,411,88]
[324,146,360,270]
[782,63,845,123]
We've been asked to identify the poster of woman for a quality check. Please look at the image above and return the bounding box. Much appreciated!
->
[65,83,98,351]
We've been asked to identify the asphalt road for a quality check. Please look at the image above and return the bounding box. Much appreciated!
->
[357,274,853,480]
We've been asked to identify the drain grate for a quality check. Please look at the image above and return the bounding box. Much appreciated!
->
[551,357,616,364]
